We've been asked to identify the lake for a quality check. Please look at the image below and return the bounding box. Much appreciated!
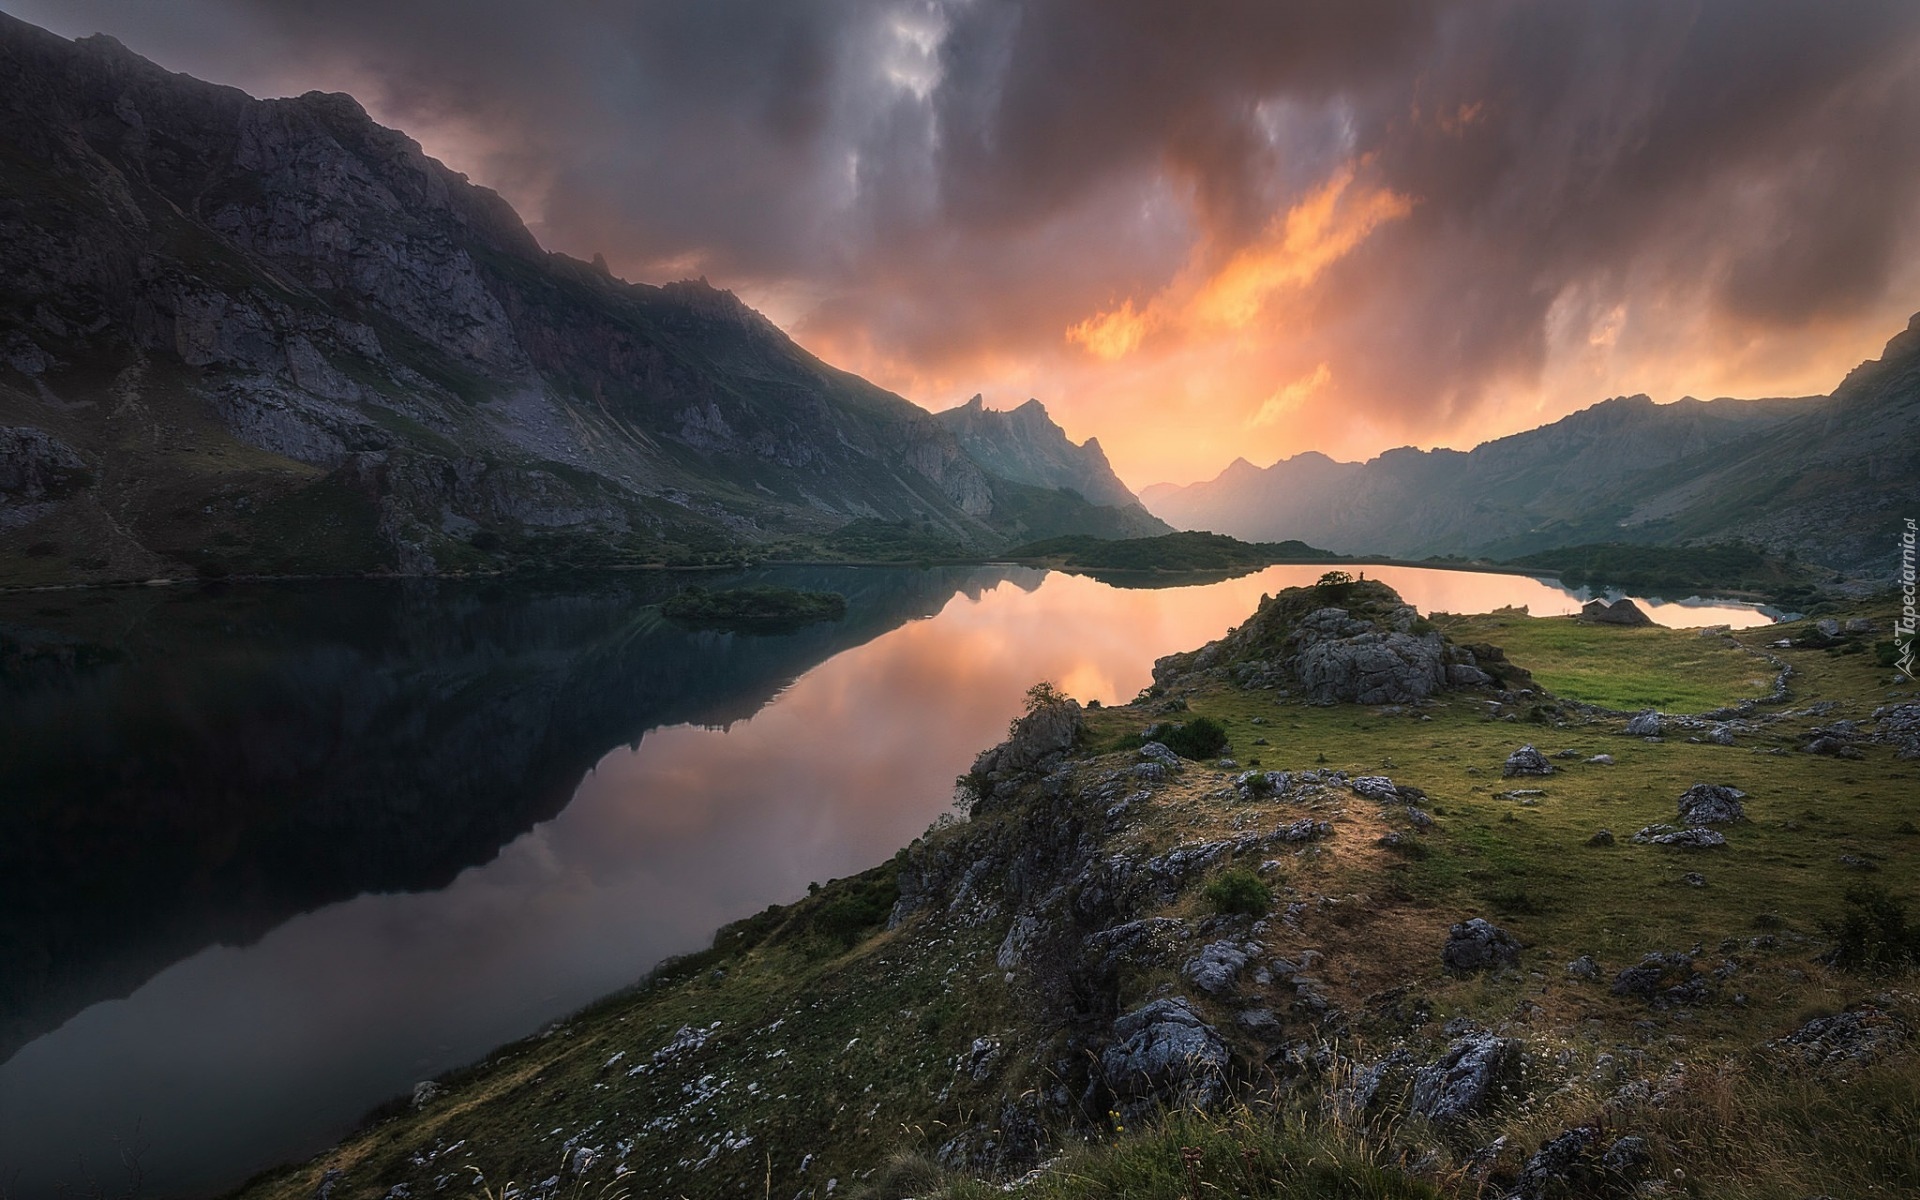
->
[0,564,1772,1197]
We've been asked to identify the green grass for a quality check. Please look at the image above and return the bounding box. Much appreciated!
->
[1434,611,1776,711]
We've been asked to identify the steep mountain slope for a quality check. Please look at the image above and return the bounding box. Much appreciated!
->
[1612,314,1920,572]
[0,16,1100,584]
[1145,390,1824,562]
[936,395,1145,509]
[937,395,1171,540]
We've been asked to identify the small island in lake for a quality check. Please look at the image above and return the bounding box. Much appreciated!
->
[660,585,849,633]
[1005,530,1340,584]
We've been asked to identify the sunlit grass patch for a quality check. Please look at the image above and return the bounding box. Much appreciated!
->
[1435,613,1776,711]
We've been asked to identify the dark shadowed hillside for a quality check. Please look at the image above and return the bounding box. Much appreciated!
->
[0,16,1124,584]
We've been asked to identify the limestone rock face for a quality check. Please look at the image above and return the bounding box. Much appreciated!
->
[970,699,1085,786]
[1099,998,1229,1108]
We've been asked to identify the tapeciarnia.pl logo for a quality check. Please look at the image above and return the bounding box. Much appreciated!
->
[1899,517,1916,678]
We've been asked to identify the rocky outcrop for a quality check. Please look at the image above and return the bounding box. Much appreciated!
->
[1870,704,1920,759]
[1151,579,1511,703]
[969,699,1086,802]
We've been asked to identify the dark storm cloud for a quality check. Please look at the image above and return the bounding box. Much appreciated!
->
[14,0,1920,469]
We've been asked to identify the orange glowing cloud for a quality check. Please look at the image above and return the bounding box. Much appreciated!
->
[1065,163,1416,361]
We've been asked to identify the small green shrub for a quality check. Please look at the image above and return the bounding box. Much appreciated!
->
[1205,869,1272,916]
[1161,716,1230,760]
[1823,884,1920,974]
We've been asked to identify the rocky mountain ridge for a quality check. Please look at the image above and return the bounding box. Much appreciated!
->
[0,14,1135,584]
[935,394,1154,513]
[1145,326,1920,574]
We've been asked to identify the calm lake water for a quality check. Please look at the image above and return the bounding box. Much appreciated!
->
[0,564,1771,1197]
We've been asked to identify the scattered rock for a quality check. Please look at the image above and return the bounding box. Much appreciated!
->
[1676,783,1747,826]
[1707,725,1736,746]
[1870,703,1920,758]
[1182,940,1255,996]
[1632,825,1728,849]
[1442,918,1522,974]
[1502,745,1554,777]
[1610,952,1711,1007]
[1350,775,1402,801]
[1682,872,1707,887]
[1137,742,1185,769]
[1838,854,1877,871]
[1513,1126,1601,1200]
[1409,1032,1525,1125]
[1601,1135,1652,1179]
[1235,1007,1282,1035]
[410,1081,442,1110]
[1624,710,1663,737]
[1586,754,1615,765]
[1565,955,1600,980]
[1275,818,1333,843]
[1770,1005,1909,1071]
[1586,828,1616,847]
[966,1035,1002,1081]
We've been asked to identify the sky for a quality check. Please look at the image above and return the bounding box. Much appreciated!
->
[13,0,1920,488]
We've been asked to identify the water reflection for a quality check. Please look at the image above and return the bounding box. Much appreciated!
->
[0,564,1768,1197]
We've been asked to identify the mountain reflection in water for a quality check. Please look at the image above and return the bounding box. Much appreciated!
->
[0,563,1770,1197]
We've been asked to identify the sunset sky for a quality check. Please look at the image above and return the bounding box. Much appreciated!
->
[16,0,1920,488]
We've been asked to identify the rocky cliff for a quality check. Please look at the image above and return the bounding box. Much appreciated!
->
[0,15,1111,584]
[936,395,1152,511]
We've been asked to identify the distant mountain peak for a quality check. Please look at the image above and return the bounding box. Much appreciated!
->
[935,395,1151,513]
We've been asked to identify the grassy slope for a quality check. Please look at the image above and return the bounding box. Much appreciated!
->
[1433,612,1779,712]
[234,605,1919,1200]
